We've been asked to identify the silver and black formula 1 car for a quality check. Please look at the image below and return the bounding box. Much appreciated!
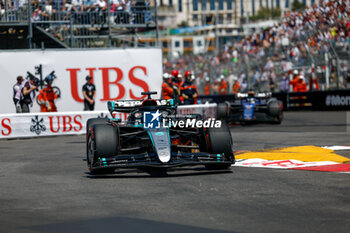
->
[217,92,283,124]
[86,92,234,174]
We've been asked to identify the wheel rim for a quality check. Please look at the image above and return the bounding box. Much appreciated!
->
[87,136,95,171]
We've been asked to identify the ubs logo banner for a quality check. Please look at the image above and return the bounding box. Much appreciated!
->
[0,49,162,114]
[30,115,46,135]
[326,95,350,106]
[97,113,109,119]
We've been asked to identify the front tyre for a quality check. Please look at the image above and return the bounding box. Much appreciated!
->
[205,121,234,170]
[86,124,118,174]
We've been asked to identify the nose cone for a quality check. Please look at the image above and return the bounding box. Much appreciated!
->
[158,149,171,163]
[148,129,171,163]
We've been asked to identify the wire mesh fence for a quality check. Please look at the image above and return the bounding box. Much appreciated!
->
[0,0,157,49]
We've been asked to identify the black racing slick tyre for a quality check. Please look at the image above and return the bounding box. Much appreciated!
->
[217,102,229,120]
[87,124,118,174]
[272,111,284,125]
[267,100,283,124]
[86,118,109,172]
[86,118,108,135]
[267,99,280,117]
[205,121,234,170]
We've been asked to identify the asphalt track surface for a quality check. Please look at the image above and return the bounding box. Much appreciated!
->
[0,111,349,233]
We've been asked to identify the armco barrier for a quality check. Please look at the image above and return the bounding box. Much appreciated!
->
[0,103,217,139]
[199,90,350,111]
[274,90,350,111]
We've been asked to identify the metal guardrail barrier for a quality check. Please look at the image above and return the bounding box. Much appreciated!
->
[199,90,350,111]
[0,1,158,49]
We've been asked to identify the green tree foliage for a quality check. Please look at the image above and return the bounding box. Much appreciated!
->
[249,7,282,21]
[292,0,306,11]
[177,21,189,28]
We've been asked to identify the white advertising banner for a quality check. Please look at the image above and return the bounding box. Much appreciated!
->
[177,103,217,119]
[0,104,218,139]
[0,49,163,114]
[0,111,109,138]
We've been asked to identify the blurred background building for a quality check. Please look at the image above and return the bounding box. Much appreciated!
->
[158,0,318,28]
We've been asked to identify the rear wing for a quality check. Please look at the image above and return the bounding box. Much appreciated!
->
[107,99,175,113]
[236,92,272,98]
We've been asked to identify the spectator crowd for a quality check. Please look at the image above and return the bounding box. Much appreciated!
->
[0,0,152,24]
[163,0,350,95]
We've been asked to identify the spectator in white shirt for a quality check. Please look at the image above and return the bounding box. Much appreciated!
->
[72,0,83,12]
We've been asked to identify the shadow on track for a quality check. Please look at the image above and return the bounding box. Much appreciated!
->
[67,141,85,144]
[26,216,237,233]
[85,167,233,179]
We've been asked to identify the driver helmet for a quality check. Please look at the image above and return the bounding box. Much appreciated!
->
[293,70,299,75]
[247,91,255,98]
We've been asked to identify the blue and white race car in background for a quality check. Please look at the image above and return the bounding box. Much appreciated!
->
[217,92,283,124]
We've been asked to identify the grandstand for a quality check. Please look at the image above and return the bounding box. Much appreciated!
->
[0,0,158,49]
[163,1,350,93]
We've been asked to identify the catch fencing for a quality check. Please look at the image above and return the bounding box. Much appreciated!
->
[0,0,158,49]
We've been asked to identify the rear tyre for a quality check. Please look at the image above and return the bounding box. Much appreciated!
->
[268,100,283,124]
[87,124,118,174]
[205,121,234,170]
[217,102,229,120]
[271,111,283,124]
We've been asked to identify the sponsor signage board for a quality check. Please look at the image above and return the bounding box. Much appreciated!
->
[0,49,162,114]
[0,104,217,138]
